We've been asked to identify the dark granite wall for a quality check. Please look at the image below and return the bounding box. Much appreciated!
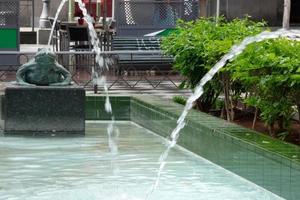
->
[2,86,85,135]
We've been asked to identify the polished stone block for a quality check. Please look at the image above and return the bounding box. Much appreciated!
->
[2,86,85,135]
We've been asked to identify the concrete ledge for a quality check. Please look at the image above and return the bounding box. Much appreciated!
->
[2,85,85,135]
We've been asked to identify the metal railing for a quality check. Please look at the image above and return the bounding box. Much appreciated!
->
[0,51,182,91]
[20,0,34,31]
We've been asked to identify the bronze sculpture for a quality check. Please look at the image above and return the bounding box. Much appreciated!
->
[16,48,71,86]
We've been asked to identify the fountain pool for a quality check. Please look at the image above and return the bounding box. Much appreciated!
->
[44,0,300,198]
[0,121,282,200]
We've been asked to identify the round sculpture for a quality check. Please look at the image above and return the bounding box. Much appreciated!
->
[16,48,71,86]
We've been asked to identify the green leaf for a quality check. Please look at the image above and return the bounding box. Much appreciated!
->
[291,74,300,80]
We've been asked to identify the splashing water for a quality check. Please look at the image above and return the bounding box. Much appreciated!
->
[48,0,114,115]
[46,0,118,153]
[98,76,120,164]
[145,29,300,199]
[47,0,118,155]
[74,0,119,172]
[47,0,68,46]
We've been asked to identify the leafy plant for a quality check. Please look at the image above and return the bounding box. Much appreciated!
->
[211,98,225,110]
[172,96,187,105]
[161,17,265,113]
[228,38,300,135]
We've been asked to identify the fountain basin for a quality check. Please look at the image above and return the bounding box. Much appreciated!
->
[0,85,85,135]
[0,95,299,199]
[0,121,283,200]
[85,95,300,200]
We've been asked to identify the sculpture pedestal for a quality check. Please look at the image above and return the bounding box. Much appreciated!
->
[1,85,85,135]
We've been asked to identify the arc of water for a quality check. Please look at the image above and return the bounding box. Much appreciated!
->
[47,0,69,46]
[75,0,119,170]
[74,0,110,110]
[46,0,110,114]
[46,0,119,174]
[145,29,300,199]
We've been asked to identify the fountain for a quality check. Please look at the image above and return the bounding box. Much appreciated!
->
[0,0,297,197]
[35,0,300,196]
[0,49,85,135]
[1,0,296,198]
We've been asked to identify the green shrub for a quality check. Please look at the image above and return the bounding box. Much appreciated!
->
[172,96,187,105]
[161,17,265,113]
[228,38,300,135]
[213,98,225,110]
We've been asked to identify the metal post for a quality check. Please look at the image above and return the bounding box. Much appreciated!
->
[39,0,51,28]
[216,0,220,18]
[96,0,100,19]
[32,0,35,31]
[283,0,291,29]
[68,0,75,21]
[112,0,115,20]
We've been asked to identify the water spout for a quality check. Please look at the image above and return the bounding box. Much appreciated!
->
[74,0,119,172]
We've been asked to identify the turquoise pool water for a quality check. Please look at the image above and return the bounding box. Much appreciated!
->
[0,122,283,200]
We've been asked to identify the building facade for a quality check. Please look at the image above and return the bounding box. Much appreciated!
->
[19,0,300,31]
[204,0,300,26]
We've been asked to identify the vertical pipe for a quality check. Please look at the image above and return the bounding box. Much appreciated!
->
[32,0,34,31]
[68,0,74,21]
[282,0,291,29]
[216,0,220,18]
[96,0,100,19]
[112,0,115,20]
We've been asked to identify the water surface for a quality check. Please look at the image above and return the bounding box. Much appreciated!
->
[0,122,282,200]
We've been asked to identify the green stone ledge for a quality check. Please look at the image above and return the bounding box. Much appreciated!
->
[85,94,300,167]
[131,95,300,165]
[85,95,130,120]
